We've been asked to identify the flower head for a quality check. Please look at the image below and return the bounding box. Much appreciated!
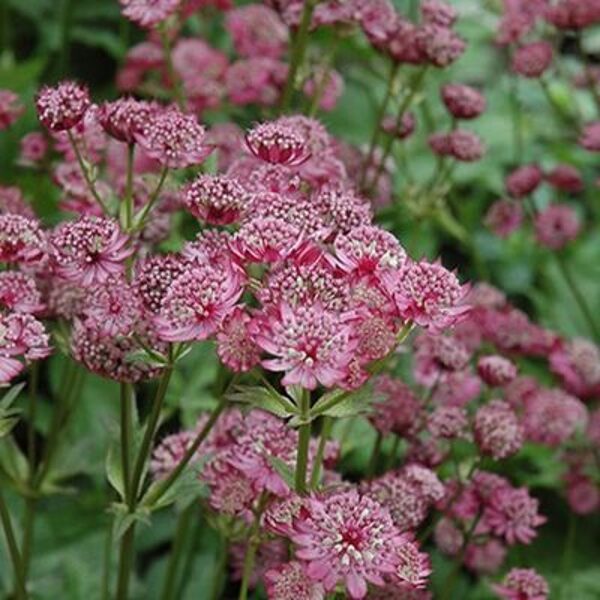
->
[549,338,600,399]
[579,121,600,152]
[246,120,309,166]
[0,214,47,265]
[119,0,180,28]
[416,24,466,68]
[474,400,523,460]
[19,132,48,165]
[492,568,549,600]
[36,81,90,131]
[485,200,523,238]
[421,0,457,27]
[534,204,580,249]
[512,42,553,78]
[477,355,517,387]
[97,97,158,143]
[0,90,24,129]
[133,254,187,314]
[217,308,261,372]
[505,164,543,198]
[428,405,469,439]
[370,375,422,437]
[441,84,486,119]
[183,174,248,225]
[546,164,583,193]
[264,561,325,600]
[0,272,45,314]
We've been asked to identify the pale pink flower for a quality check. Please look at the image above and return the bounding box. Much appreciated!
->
[534,204,580,249]
[446,130,486,161]
[485,200,523,238]
[150,431,195,480]
[264,561,325,600]
[313,186,372,236]
[432,370,481,407]
[36,81,90,131]
[389,541,431,590]
[434,517,463,556]
[579,121,600,152]
[474,400,523,460]
[477,355,518,387]
[97,97,158,143]
[0,214,47,265]
[50,217,132,286]
[441,84,486,119]
[0,90,24,129]
[381,112,417,140]
[0,186,35,218]
[263,494,306,537]
[253,302,356,390]
[549,338,600,399]
[19,132,48,165]
[464,539,506,574]
[303,68,344,112]
[428,406,469,439]
[0,272,45,314]
[413,332,471,385]
[203,457,256,516]
[512,42,553,78]
[492,568,549,600]
[119,0,180,28]
[183,174,248,225]
[226,57,288,107]
[369,375,422,437]
[133,254,186,315]
[217,308,261,372]
[565,473,600,515]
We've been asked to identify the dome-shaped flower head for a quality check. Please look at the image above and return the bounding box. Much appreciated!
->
[135,108,212,168]
[217,307,261,373]
[333,225,407,284]
[512,42,553,78]
[416,24,466,68]
[421,0,457,26]
[0,313,51,383]
[428,132,453,157]
[505,164,543,198]
[579,121,600,152]
[183,174,248,225]
[441,84,486,119]
[264,561,325,600]
[414,333,471,383]
[314,186,373,236]
[565,472,600,515]
[534,204,580,250]
[0,90,24,130]
[225,5,289,59]
[0,272,45,314]
[389,541,432,590]
[133,254,186,315]
[226,57,288,107]
[370,375,422,437]
[464,539,507,575]
[50,216,132,286]
[447,130,486,161]
[385,259,470,332]
[428,405,469,439]
[155,263,243,342]
[246,120,309,166]
[19,132,48,165]
[523,388,587,446]
[485,200,523,238]
[303,68,344,112]
[545,0,600,30]
[253,302,357,390]
[119,0,180,28]
[35,81,90,132]
[97,97,158,144]
[549,338,600,399]
[474,400,523,460]
[291,489,407,599]
[546,164,584,194]
[492,568,549,600]
[381,111,417,140]
[0,186,35,218]
[150,430,196,480]
[0,214,47,265]
[483,487,546,545]
[477,355,518,387]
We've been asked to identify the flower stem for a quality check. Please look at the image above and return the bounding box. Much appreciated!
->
[238,494,268,600]
[309,416,333,488]
[120,382,134,504]
[0,489,27,599]
[280,0,319,113]
[559,511,577,600]
[124,143,135,231]
[367,431,383,478]
[115,523,136,600]
[294,390,312,494]
[134,166,168,233]
[26,362,39,480]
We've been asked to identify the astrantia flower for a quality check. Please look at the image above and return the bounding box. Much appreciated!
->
[546,164,583,193]
[0,186,35,218]
[370,375,422,437]
[381,112,416,140]
[512,42,553,78]
[133,254,186,314]
[203,457,256,516]
[303,68,344,112]
[0,272,45,314]
[477,355,517,387]
[150,431,195,480]
[0,313,51,383]
[183,174,248,225]
[428,405,468,439]
[50,216,132,285]
[464,539,506,575]
[485,200,523,238]
[226,57,288,107]
[253,302,356,390]
[246,121,309,166]
[416,24,466,68]
[549,338,600,399]
[313,186,372,236]
[385,259,470,332]
[390,541,431,590]
[119,0,180,28]
[264,561,325,600]
[474,400,523,460]
[217,308,260,373]
[506,164,543,198]
[441,84,486,119]
[447,130,486,162]
[291,489,406,599]
[19,132,48,165]
[0,90,24,129]
[97,97,158,143]
[421,0,457,27]
[155,263,243,342]
[545,0,600,30]
[135,108,212,168]
[36,81,91,131]
[534,204,580,250]
[413,332,471,384]
[483,487,546,545]
[492,568,549,600]
[0,214,47,264]
[579,121,600,152]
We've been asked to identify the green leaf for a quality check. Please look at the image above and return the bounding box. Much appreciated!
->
[267,455,295,490]
[311,388,374,419]
[227,385,298,419]
[0,382,25,409]
[110,503,151,540]
[0,437,29,484]
[105,440,125,499]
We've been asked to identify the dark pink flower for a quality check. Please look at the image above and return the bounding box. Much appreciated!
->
[264,561,325,600]
[506,164,543,198]
[133,254,186,315]
[579,121,600,152]
[119,0,180,28]
[36,81,90,131]
[428,405,468,439]
[381,112,417,140]
[0,272,45,314]
[19,132,48,165]
[416,24,466,68]
[183,174,248,225]
[441,84,486,119]
[549,338,600,399]
[226,57,288,107]
[97,97,158,144]
[512,42,553,78]
[477,355,518,387]
[545,0,600,30]
[50,217,132,286]
[474,400,523,460]
[545,164,584,193]
[0,214,47,265]
[485,200,523,238]
[370,375,423,437]
[246,120,309,166]
[447,130,486,161]
[534,204,580,250]
[421,0,457,27]
[492,568,549,600]
[217,308,261,373]
[0,90,24,129]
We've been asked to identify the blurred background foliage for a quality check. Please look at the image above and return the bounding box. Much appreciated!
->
[1,0,600,598]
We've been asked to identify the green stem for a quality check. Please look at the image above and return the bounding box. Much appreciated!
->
[238,495,268,600]
[160,504,195,600]
[124,143,135,231]
[134,167,168,233]
[367,432,383,478]
[509,75,524,164]
[67,130,110,214]
[309,417,333,489]
[559,511,577,600]
[385,436,401,471]
[101,522,113,600]
[115,524,136,600]
[26,362,39,481]
[294,390,312,494]
[120,382,134,504]
[279,0,319,113]
[538,78,579,130]
[159,25,185,109]
[0,489,27,600]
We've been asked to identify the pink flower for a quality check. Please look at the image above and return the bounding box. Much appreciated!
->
[492,568,549,600]
[549,338,600,399]
[390,541,431,590]
[413,332,471,384]
[313,186,372,236]
[384,259,470,332]
[203,457,257,516]
[485,200,523,238]
[545,0,600,30]
[506,164,544,198]
[19,132,48,165]
[464,539,506,575]
[0,272,45,314]
[150,431,195,480]
[155,263,243,342]
[264,561,325,600]
[447,130,486,161]
[36,81,90,131]
[97,97,158,143]
[0,90,24,129]
[441,84,486,119]
[474,400,523,460]
[183,174,248,225]
[534,204,580,249]
[226,57,288,107]
[416,24,466,68]
[381,112,417,140]
[370,375,423,437]
[0,186,35,218]
[483,487,546,545]
[421,0,457,27]
[50,216,132,285]
[217,308,261,373]
[135,108,212,168]
[512,42,553,78]
[246,120,309,166]
[303,68,344,112]
[428,406,468,439]
[0,214,47,265]
[291,489,407,599]
[579,121,600,152]
[545,164,583,193]
[253,302,357,390]
[477,355,517,387]
[119,0,180,28]
[225,5,288,59]
[565,473,600,515]
[133,254,186,314]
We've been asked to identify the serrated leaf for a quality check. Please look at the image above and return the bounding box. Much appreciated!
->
[227,385,298,418]
[267,455,295,490]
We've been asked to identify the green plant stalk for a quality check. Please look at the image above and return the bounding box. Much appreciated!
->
[26,362,40,481]
[160,504,196,600]
[538,78,579,130]
[159,25,185,109]
[559,511,577,600]
[367,431,383,478]
[0,490,27,600]
[238,495,268,600]
[294,390,312,494]
[124,143,135,231]
[67,130,110,214]
[115,524,136,600]
[309,416,333,489]
[120,382,134,504]
[279,0,319,113]
[101,521,113,600]
[134,167,169,233]
[307,36,340,118]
